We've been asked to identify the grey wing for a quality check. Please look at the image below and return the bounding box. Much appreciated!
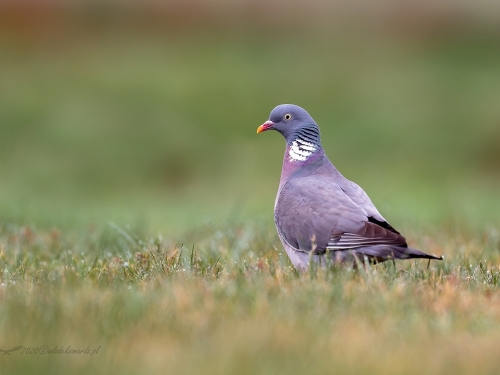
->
[275,176,408,254]
[337,177,402,233]
[337,178,385,221]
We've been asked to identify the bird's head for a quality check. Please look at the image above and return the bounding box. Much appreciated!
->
[257,104,321,146]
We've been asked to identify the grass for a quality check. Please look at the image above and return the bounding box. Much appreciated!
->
[1,220,500,374]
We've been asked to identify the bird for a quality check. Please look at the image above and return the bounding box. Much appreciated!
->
[257,104,442,271]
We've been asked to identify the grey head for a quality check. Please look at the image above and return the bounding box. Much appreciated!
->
[257,104,322,148]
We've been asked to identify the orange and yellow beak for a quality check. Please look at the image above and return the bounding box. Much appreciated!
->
[256,120,274,134]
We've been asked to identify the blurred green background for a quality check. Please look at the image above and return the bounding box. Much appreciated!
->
[1,0,499,234]
[1,3,500,375]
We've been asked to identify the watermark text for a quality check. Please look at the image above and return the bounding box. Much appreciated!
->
[1,345,101,357]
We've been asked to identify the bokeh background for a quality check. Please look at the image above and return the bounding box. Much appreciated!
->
[1,3,500,375]
[1,0,499,235]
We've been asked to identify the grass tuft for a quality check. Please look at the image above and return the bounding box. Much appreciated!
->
[1,221,500,374]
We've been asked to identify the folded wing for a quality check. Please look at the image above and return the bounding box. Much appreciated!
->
[275,176,407,254]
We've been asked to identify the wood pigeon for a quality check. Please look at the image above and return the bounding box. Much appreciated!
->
[257,104,442,271]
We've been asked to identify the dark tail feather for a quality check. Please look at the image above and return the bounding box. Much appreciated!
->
[353,245,443,262]
[403,246,443,260]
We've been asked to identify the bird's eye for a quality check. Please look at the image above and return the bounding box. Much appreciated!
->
[284,114,292,120]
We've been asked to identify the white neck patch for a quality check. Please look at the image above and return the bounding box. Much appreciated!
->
[288,138,317,162]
